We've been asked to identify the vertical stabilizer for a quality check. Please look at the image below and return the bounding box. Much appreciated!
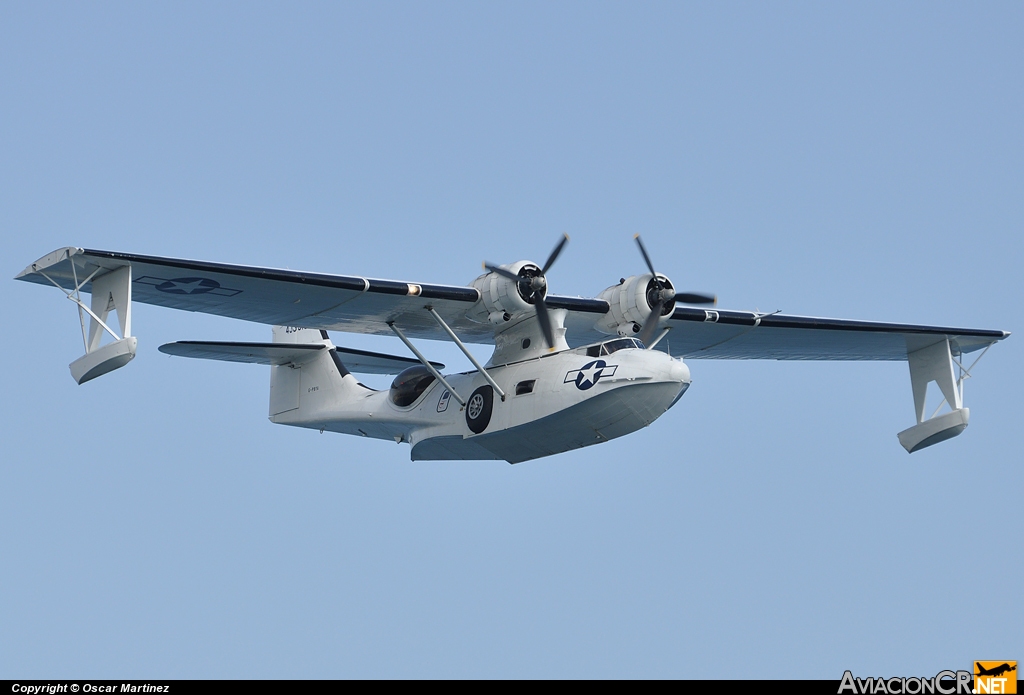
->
[268,326,367,425]
[269,326,329,416]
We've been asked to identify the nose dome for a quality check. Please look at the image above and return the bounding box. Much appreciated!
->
[669,359,690,384]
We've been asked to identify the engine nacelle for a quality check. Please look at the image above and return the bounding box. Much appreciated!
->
[595,273,675,338]
[467,261,545,325]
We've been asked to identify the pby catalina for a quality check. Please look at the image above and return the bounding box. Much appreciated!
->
[16,236,1009,462]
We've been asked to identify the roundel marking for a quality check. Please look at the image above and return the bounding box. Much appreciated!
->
[156,277,222,295]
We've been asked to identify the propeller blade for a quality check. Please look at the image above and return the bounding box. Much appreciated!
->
[483,263,521,282]
[535,295,555,349]
[637,296,665,347]
[633,234,661,289]
[542,233,570,275]
[675,292,717,305]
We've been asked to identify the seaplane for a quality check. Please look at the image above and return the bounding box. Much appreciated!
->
[15,236,1009,462]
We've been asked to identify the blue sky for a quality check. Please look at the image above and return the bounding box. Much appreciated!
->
[2,1,1021,678]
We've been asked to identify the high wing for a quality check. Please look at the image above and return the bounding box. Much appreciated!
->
[558,303,1006,360]
[17,247,1008,360]
[644,308,1002,360]
[16,247,491,343]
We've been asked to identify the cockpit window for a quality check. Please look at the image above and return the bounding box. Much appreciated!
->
[584,338,644,357]
[601,338,644,355]
[389,365,436,407]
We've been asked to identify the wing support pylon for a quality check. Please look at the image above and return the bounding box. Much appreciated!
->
[29,250,136,384]
[897,337,984,453]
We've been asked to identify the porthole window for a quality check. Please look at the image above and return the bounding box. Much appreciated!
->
[515,380,536,395]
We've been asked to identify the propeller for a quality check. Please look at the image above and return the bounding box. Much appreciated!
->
[484,234,569,348]
[633,234,716,347]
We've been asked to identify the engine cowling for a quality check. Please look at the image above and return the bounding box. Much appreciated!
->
[594,273,675,338]
[467,261,546,325]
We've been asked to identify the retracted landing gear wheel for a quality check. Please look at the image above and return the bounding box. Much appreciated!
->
[465,385,494,434]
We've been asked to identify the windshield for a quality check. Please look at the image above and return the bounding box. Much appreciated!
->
[602,338,644,354]
[585,337,645,357]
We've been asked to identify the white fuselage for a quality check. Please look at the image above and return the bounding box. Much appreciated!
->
[271,339,691,463]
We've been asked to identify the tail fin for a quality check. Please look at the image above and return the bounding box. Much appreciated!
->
[269,326,349,418]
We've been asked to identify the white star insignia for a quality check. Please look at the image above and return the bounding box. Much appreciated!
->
[167,279,209,294]
[578,364,602,386]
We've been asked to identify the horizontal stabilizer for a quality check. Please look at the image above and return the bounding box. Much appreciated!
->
[159,341,443,374]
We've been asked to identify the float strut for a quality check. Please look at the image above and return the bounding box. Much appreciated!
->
[426,306,506,401]
[387,321,465,406]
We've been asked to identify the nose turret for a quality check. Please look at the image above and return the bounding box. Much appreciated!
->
[669,358,691,385]
[662,357,691,411]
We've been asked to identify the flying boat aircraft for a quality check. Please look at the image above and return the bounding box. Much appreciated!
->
[16,236,1009,462]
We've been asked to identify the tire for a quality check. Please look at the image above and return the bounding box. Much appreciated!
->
[465,385,494,434]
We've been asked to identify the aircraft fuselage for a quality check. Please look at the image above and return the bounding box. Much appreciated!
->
[271,339,691,463]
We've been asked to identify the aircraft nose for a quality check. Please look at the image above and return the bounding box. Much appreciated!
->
[669,358,690,384]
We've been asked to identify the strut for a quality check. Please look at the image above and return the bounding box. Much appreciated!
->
[426,306,507,401]
[387,321,466,407]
